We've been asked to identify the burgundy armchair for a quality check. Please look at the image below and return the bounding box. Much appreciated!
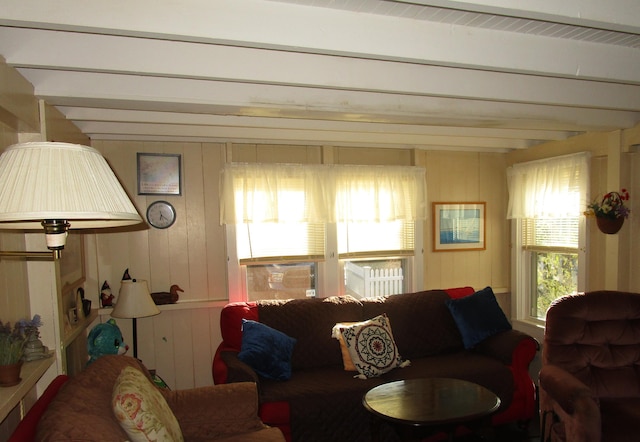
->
[539,290,640,441]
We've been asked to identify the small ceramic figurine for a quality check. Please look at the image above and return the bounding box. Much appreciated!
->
[100,281,114,307]
[87,319,128,365]
[121,268,132,281]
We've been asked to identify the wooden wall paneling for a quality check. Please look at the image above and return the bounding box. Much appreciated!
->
[171,309,195,390]
[335,146,411,166]
[588,156,608,290]
[152,312,177,389]
[183,145,208,300]
[481,153,510,289]
[203,144,227,301]
[135,313,156,373]
[0,233,29,320]
[158,143,189,295]
[423,151,444,289]
[231,143,258,163]
[0,59,39,132]
[192,307,218,387]
[629,153,640,292]
[41,103,89,145]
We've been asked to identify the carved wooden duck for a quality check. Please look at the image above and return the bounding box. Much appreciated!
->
[151,284,183,305]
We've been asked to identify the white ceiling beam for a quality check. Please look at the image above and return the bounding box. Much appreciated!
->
[19,68,640,132]
[58,107,575,141]
[74,121,530,149]
[392,0,640,34]
[1,0,638,84]
[2,28,639,111]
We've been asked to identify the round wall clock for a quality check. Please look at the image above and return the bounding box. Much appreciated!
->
[146,200,176,229]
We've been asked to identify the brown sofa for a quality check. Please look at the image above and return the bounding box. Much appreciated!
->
[539,290,640,442]
[17,355,284,441]
[213,288,539,441]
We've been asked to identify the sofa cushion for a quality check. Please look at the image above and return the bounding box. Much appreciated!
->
[446,286,512,349]
[339,313,407,378]
[383,351,514,411]
[258,295,363,370]
[258,366,385,442]
[238,319,297,381]
[362,290,464,359]
[112,366,183,442]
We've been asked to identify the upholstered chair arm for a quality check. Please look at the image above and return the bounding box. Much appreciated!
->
[473,329,539,366]
[162,382,268,440]
[221,351,261,384]
[539,364,601,442]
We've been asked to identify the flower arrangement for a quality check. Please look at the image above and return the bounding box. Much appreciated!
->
[586,189,630,219]
[0,315,42,365]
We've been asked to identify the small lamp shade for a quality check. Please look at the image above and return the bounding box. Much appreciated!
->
[0,142,142,249]
[112,280,160,319]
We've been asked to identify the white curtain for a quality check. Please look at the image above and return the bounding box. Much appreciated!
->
[506,152,590,219]
[220,163,427,224]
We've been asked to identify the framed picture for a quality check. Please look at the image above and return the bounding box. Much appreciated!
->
[59,232,86,290]
[432,202,486,252]
[137,153,182,195]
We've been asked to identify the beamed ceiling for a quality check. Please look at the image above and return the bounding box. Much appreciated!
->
[1,0,639,153]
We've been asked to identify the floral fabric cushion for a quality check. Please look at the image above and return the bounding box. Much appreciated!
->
[339,313,409,378]
[112,366,184,442]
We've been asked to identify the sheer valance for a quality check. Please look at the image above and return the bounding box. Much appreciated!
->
[220,163,427,224]
[507,152,590,219]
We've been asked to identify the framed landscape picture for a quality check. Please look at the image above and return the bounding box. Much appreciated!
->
[432,202,486,252]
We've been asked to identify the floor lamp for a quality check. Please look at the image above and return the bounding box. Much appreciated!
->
[0,142,142,259]
[111,279,160,359]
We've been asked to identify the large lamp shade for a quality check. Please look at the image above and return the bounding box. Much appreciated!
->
[0,142,142,251]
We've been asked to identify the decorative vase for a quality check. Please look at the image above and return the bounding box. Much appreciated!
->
[23,334,49,362]
[596,216,624,234]
[0,361,23,387]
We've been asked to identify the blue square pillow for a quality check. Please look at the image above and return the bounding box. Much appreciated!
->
[238,319,297,381]
[445,286,512,349]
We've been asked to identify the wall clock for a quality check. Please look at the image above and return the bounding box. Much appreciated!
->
[146,201,176,229]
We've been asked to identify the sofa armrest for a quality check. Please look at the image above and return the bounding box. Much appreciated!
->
[473,329,539,366]
[163,382,268,440]
[221,350,260,384]
[539,364,601,442]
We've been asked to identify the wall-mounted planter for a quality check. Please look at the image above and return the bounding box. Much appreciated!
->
[596,216,624,234]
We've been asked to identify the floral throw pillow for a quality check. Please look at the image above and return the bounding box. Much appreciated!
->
[340,313,410,379]
[112,366,184,442]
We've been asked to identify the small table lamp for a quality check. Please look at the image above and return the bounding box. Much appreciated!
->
[111,279,160,359]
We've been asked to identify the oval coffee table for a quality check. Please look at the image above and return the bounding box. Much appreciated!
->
[363,378,501,441]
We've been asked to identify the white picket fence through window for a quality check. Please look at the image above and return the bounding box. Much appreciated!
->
[344,261,403,298]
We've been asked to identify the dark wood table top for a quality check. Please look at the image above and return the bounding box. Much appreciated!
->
[362,378,500,427]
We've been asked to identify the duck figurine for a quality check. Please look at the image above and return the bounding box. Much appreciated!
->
[151,284,183,305]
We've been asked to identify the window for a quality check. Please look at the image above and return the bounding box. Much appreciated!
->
[507,152,589,323]
[221,163,426,301]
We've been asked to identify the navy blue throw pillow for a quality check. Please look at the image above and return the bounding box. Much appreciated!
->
[445,286,512,349]
[238,319,297,381]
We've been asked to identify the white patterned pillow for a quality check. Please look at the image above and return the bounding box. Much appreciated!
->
[112,366,184,442]
[339,313,409,379]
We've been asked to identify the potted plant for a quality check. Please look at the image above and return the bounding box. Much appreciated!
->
[0,315,42,387]
[586,189,630,234]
